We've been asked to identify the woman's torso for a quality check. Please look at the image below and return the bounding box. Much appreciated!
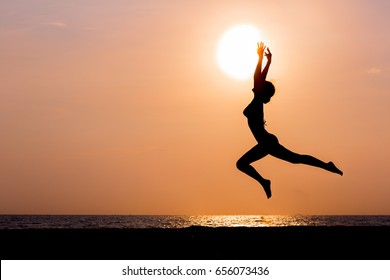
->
[243,94,270,142]
[243,94,265,125]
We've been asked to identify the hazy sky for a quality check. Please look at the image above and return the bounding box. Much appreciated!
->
[1,0,389,215]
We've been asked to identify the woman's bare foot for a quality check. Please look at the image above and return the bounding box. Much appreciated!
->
[327,161,343,176]
[261,179,272,199]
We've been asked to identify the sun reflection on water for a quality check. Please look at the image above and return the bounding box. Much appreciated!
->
[185,215,316,228]
[182,215,355,228]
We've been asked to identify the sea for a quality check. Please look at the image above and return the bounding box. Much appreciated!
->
[0,215,390,229]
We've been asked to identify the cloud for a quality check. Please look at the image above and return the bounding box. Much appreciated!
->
[366,67,382,75]
[47,21,68,29]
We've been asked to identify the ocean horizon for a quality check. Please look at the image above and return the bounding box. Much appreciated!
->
[1,214,390,229]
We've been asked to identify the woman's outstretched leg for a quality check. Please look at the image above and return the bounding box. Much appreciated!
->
[270,143,343,175]
[236,144,272,199]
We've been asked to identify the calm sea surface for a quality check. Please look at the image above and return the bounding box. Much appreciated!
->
[0,215,389,229]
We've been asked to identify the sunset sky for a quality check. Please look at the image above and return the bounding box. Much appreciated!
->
[1,0,389,215]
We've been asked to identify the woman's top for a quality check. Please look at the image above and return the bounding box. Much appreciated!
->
[243,88,266,128]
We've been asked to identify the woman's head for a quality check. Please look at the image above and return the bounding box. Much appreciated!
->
[261,81,275,104]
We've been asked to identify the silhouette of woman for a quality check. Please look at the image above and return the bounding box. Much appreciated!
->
[236,42,343,199]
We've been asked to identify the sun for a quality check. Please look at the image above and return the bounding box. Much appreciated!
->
[217,24,262,80]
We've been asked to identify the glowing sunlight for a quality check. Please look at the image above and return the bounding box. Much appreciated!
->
[217,24,262,80]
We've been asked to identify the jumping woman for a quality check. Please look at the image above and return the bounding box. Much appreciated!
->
[236,42,343,199]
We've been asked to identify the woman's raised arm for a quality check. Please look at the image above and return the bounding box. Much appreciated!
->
[253,42,272,89]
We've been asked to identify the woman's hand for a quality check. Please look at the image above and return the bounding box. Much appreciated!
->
[257,42,266,56]
[265,47,272,61]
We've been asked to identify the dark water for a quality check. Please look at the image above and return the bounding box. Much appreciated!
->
[1,215,390,229]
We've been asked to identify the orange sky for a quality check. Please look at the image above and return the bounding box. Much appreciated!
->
[1,0,390,215]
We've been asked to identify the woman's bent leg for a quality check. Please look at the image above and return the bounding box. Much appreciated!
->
[236,144,272,198]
